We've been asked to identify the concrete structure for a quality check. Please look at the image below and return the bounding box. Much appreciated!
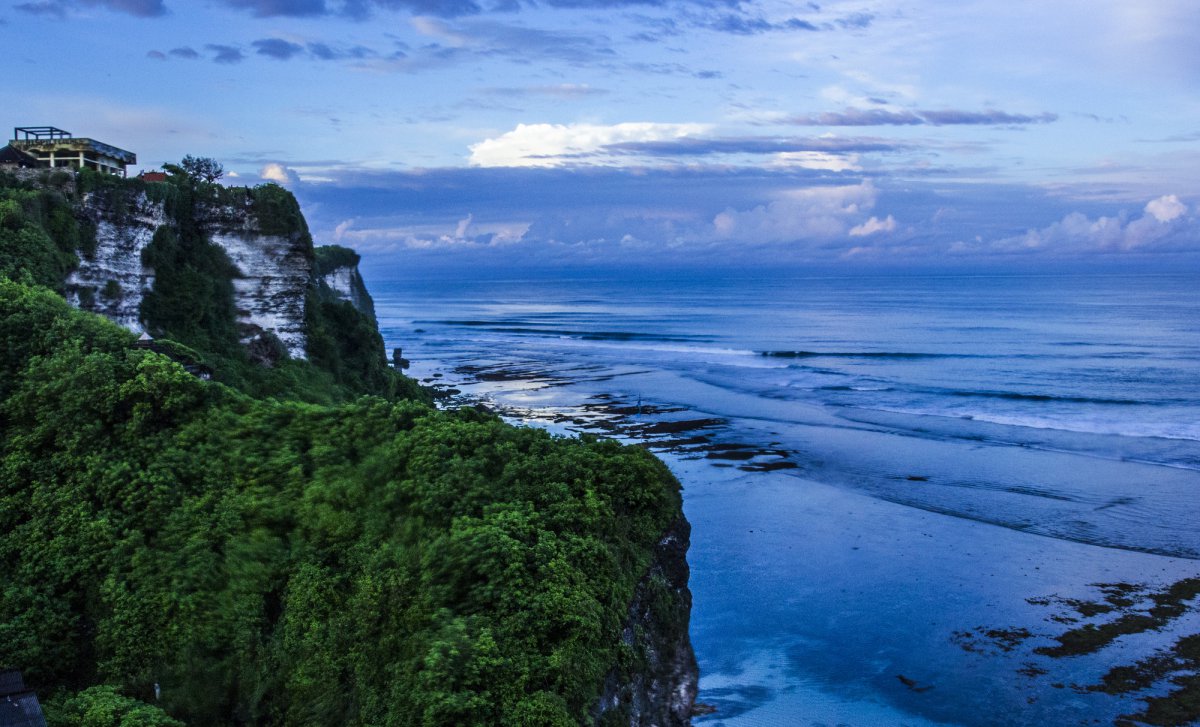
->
[7,126,135,176]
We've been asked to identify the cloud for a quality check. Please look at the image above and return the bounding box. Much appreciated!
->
[146,49,167,60]
[260,162,301,185]
[835,12,873,29]
[603,135,912,157]
[16,0,165,17]
[354,16,615,72]
[482,83,610,98]
[1140,131,1200,143]
[849,214,897,237]
[270,163,1200,271]
[782,108,1058,127]
[169,46,200,59]
[412,17,614,63]
[253,37,305,59]
[980,195,1195,254]
[704,13,818,34]
[217,0,750,20]
[711,181,880,243]
[206,44,245,63]
[306,42,374,60]
[220,0,326,17]
[332,214,530,252]
[1145,194,1187,222]
[468,121,711,167]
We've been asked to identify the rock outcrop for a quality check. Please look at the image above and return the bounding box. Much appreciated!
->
[313,244,376,322]
[65,187,315,360]
[208,208,311,359]
[65,188,164,331]
[593,516,698,727]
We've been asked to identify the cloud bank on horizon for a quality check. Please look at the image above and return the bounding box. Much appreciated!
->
[2,0,1198,270]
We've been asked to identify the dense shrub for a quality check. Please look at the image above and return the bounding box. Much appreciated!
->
[0,280,681,725]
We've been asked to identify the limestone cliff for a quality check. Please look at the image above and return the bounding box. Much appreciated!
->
[593,516,698,727]
[64,186,164,330]
[205,198,311,359]
[312,244,376,323]
[65,184,316,360]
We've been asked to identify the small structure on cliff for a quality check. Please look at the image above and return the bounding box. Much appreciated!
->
[3,126,135,176]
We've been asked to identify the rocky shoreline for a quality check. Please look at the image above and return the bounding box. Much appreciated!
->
[428,362,800,475]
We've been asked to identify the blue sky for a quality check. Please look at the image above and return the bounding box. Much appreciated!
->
[3,0,1198,271]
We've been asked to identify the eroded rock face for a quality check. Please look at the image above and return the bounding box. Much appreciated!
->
[593,516,699,727]
[66,190,312,360]
[66,190,165,330]
[209,225,310,360]
[317,264,376,323]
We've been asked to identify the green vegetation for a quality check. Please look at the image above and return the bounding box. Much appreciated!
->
[0,276,682,726]
[0,164,688,725]
[43,686,185,727]
[2,165,424,405]
[0,171,82,290]
[313,244,361,274]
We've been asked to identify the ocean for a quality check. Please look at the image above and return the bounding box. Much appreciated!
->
[371,270,1200,726]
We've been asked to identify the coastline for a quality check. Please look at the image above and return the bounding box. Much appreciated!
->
[382,296,1200,726]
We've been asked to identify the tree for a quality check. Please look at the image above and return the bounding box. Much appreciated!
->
[178,155,224,184]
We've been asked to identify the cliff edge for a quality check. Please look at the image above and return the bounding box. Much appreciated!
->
[594,516,698,726]
[0,164,697,726]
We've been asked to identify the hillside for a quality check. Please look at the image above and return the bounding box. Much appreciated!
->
[0,166,696,726]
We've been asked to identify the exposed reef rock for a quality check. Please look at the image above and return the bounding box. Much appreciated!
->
[594,516,698,727]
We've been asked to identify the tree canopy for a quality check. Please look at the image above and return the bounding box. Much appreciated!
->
[177,155,224,184]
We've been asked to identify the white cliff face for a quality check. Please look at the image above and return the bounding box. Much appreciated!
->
[320,266,357,301]
[318,264,375,322]
[210,226,310,360]
[66,191,165,331]
[67,191,312,360]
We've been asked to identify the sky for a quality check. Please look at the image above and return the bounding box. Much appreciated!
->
[2,0,1199,273]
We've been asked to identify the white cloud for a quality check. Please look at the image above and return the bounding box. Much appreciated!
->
[1145,194,1186,222]
[410,17,469,46]
[770,151,862,171]
[711,181,879,243]
[333,218,356,243]
[468,122,711,167]
[454,213,474,239]
[987,194,1195,254]
[330,215,530,252]
[849,214,897,236]
[260,162,300,185]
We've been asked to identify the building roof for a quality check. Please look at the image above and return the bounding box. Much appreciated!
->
[11,127,72,141]
[9,126,135,166]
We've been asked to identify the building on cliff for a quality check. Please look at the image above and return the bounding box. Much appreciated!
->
[2,126,135,176]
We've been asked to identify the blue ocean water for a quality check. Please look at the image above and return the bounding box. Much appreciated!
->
[371,270,1200,726]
